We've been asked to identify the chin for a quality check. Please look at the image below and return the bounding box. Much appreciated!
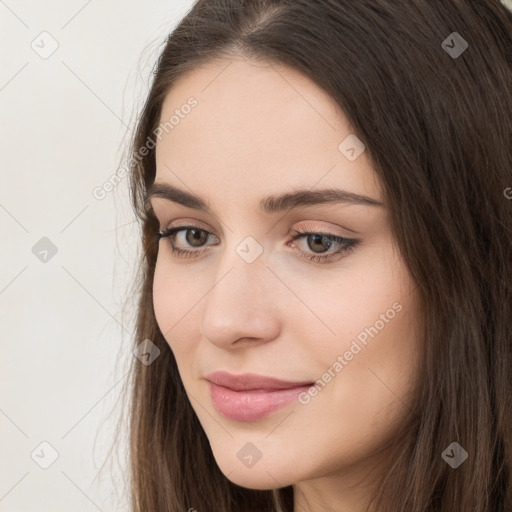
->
[210,447,297,490]
[222,468,287,490]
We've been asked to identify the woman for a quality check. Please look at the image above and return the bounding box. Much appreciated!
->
[122,0,512,510]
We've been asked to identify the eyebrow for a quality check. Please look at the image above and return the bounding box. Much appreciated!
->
[145,182,384,214]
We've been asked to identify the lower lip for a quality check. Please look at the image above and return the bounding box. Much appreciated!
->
[208,382,312,421]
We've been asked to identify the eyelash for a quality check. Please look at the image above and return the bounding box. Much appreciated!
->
[156,225,360,264]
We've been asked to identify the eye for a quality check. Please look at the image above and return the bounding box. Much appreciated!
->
[156,225,361,264]
[157,225,219,258]
[288,227,360,263]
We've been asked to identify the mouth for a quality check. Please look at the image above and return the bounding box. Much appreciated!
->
[205,371,315,421]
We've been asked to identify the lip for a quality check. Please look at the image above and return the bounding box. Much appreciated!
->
[205,371,314,421]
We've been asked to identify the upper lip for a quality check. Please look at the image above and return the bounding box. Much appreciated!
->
[205,371,314,391]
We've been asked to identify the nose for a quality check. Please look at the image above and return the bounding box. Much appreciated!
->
[200,249,282,350]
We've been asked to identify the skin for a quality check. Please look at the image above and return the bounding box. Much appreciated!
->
[151,55,421,512]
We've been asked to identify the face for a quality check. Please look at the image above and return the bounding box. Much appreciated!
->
[150,56,421,499]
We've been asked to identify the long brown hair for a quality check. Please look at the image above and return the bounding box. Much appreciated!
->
[120,1,512,510]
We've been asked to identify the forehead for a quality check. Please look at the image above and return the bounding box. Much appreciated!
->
[154,57,381,205]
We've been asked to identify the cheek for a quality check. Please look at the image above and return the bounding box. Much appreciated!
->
[152,254,210,379]
[287,282,420,475]
[290,240,412,356]
[153,253,199,330]
[152,258,172,336]
[302,244,420,424]
[152,256,194,352]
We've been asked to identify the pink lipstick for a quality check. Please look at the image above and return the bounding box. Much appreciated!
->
[205,371,313,421]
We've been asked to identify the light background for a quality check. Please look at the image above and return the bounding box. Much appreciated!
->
[0,1,195,511]
[1,1,511,511]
